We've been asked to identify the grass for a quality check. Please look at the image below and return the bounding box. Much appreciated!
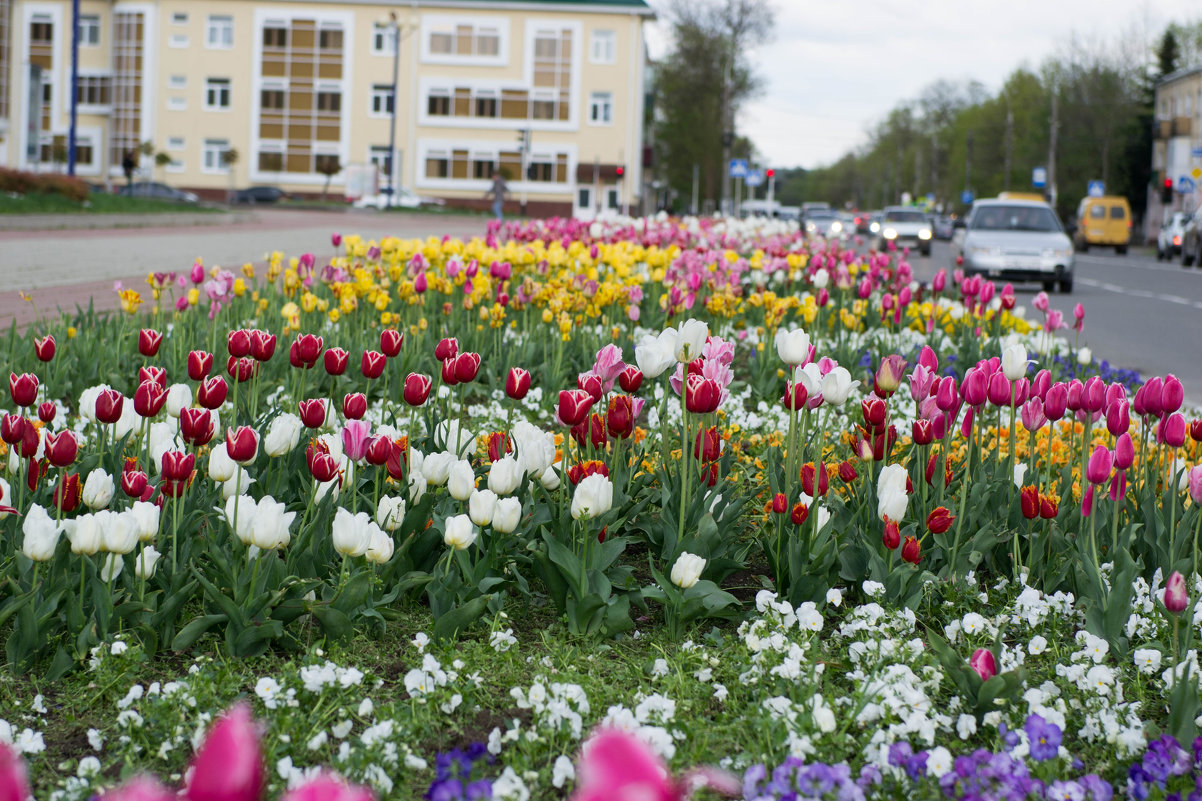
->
[0,192,222,215]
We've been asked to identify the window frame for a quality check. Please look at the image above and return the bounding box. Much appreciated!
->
[204,77,232,111]
[202,138,232,173]
[370,84,394,117]
[589,30,615,64]
[372,23,397,55]
[78,15,101,46]
[588,91,612,126]
[206,15,234,49]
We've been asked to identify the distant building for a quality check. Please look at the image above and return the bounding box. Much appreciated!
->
[1151,64,1202,232]
[0,0,653,216]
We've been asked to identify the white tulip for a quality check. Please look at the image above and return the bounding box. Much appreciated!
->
[165,384,193,418]
[148,422,176,475]
[128,501,160,542]
[422,451,456,486]
[492,497,522,534]
[113,401,140,442]
[1013,463,1028,488]
[1077,347,1092,366]
[208,445,237,483]
[443,514,477,550]
[512,422,556,477]
[69,514,103,556]
[365,529,394,564]
[221,469,256,500]
[135,545,161,579]
[407,472,427,504]
[407,447,425,477]
[100,553,124,582]
[331,508,374,557]
[1001,344,1029,381]
[448,459,476,501]
[539,464,562,491]
[99,510,139,555]
[571,473,614,520]
[812,268,830,289]
[670,552,706,589]
[314,477,342,504]
[376,496,407,532]
[795,363,824,399]
[263,413,303,457]
[488,456,523,495]
[78,385,106,424]
[250,496,295,550]
[436,420,475,459]
[21,504,60,562]
[675,318,709,362]
[6,448,19,476]
[469,489,498,527]
[876,463,909,523]
[774,328,811,366]
[82,469,115,510]
[820,366,859,406]
[634,332,676,379]
[222,494,259,546]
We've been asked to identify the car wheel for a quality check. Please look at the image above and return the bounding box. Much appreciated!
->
[1059,278,1073,294]
[1185,245,1197,267]
[1116,245,1127,255]
[1080,241,1089,253]
[1156,246,1164,261]
[920,246,931,257]
[1042,279,1056,292]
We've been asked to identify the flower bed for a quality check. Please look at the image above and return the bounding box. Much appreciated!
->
[1,215,1201,799]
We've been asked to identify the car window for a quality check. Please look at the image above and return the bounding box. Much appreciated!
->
[884,210,926,222]
[1108,206,1126,220]
[1089,205,1105,219]
[970,206,1061,232]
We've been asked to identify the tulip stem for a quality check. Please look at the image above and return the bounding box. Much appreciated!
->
[1007,385,1017,505]
[678,405,690,550]
[949,427,975,571]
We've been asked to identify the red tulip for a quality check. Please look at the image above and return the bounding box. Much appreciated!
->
[487,432,511,462]
[323,347,349,376]
[161,450,196,482]
[226,356,258,383]
[838,460,858,483]
[1190,419,1202,443]
[576,372,603,403]
[0,742,32,801]
[791,502,809,526]
[403,373,432,406]
[900,535,922,564]
[9,373,39,408]
[434,337,458,361]
[298,399,327,429]
[250,330,277,362]
[380,329,403,358]
[133,380,168,418]
[180,408,215,447]
[365,435,392,466]
[1020,485,1039,519]
[861,397,887,429]
[37,401,56,424]
[33,334,56,362]
[225,426,260,464]
[1044,383,1068,421]
[1164,570,1189,613]
[197,376,229,409]
[54,472,81,512]
[227,329,252,359]
[294,333,324,368]
[589,413,608,449]
[121,468,148,499]
[138,328,163,357]
[684,374,721,414]
[188,350,214,381]
[926,506,955,534]
[505,367,531,400]
[911,419,934,446]
[453,352,481,383]
[440,358,459,386]
[44,431,78,467]
[386,439,407,481]
[801,462,828,497]
[781,381,808,411]
[969,648,997,681]
[558,389,594,426]
[137,366,167,388]
[882,519,900,549]
[17,421,40,459]
[183,703,263,801]
[1039,493,1058,520]
[361,350,386,380]
[608,395,635,439]
[771,492,788,514]
[618,365,643,394]
[342,393,367,420]
[1,414,25,445]
[307,442,341,483]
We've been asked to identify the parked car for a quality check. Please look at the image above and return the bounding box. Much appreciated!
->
[117,182,199,203]
[950,199,1074,293]
[1157,212,1189,261]
[874,206,933,255]
[1073,195,1131,254]
[1181,207,1202,267]
[233,186,288,205]
[352,187,445,209]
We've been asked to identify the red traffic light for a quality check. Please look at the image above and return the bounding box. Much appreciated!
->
[615,165,625,178]
[766,169,775,178]
[1165,177,1173,189]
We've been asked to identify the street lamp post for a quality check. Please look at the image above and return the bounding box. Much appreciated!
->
[385,12,400,209]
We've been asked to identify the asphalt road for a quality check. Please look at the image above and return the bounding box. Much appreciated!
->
[902,240,1202,403]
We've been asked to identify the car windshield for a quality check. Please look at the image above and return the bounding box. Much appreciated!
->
[807,211,835,219]
[884,210,926,222]
[970,205,1060,232]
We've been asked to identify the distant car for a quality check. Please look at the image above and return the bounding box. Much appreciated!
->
[874,206,933,255]
[950,199,1074,293]
[1157,211,1189,261]
[932,216,955,240]
[233,186,287,205]
[353,187,445,209]
[117,182,199,203]
[802,209,845,239]
[1181,207,1202,267]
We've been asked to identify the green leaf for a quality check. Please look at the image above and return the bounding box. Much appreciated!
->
[172,614,228,651]
[432,595,491,640]
[312,605,353,640]
[232,619,285,657]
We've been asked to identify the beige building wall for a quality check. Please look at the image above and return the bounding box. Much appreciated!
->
[1,0,652,215]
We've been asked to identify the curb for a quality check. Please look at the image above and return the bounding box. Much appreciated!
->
[0,210,255,232]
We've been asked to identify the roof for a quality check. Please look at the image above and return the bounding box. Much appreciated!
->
[423,0,652,10]
[1157,64,1202,88]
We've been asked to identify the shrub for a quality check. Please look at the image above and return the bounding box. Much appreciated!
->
[0,166,89,203]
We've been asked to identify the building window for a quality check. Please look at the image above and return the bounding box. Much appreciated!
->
[472,158,496,179]
[474,93,497,118]
[167,137,185,150]
[78,15,100,46]
[607,188,620,209]
[318,28,343,51]
[527,161,553,182]
[371,85,394,115]
[260,88,284,110]
[258,150,283,171]
[314,153,340,174]
[75,75,111,106]
[172,12,188,24]
[76,139,94,166]
[372,23,396,55]
[590,30,615,64]
[263,26,286,48]
[428,92,450,116]
[206,15,233,48]
[425,152,449,178]
[31,20,53,42]
[429,31,452,54]
[531,99,556,120]
[316,91,341,113]
[476,28,500,56]
[169,35,189,48]
[203,138,231,171]
[369,146,392,177]
[167,97,187,111]
[205,78,231,109]
[428,23,501,58]
[169,75,187,89]
[588,92,612,125]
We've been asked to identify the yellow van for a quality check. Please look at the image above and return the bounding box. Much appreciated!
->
[1074,196,1131,254]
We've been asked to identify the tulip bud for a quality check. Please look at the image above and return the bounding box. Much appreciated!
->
[1044,384,1068,422]
[45,431,78,467]
[0,413,25,445]
[782,382,807,411]
[1142,377,1163,417]
[365,435,392,466]
[873,354,907,397]
[969,648,997,681]
[1163,413,1187,448]
[1085,445,1112,485]
[577,373,604,403]
[608,395,635,439]
[882,519,900,549]
[987,372,1012,407]
[161,450,196,482]
[294,333,324,367]
[618,365,643,394]
[184,703,263,801]
[138,328,163,357]
[33,334,56,362]
[926,506,955,534]
[1162,375,1184,415]
[342,393,367,420]
[1020,485,1039,519]
[800,462,828,497]
[861,397,887,429]
[1164,571,1189,614]
[133,380,168,418]
[180,408,215,447]
[225,426,260,465]
[558,389,594,427]
[380,329,403,358]
[1190,419,1202,443]
[1039,493,1058,520]
[912,419,934,445]
[187,350,213,381]
[298,399,327,429]
[771,493,787,514]
[900,535,921,564]
[197,376,229,409]
[838,460,858,483]
[403,373,432,406]
[225,356,257,383]
[435,337,459,362]
[54,473,81,513]
[37,401,56,424]
[961,369,987,407]
[1113,433,1135,471]
[8,373,39,408]
[588,413,608,450]
[225,329,251,359]
[361,350,386,380]
[122,468,149,499]
[684,374,721,414]
[453,352,481,383]
[250,330,277,362]
[505,367,531,400]
[323,347,349,376]
[935,376,958,412]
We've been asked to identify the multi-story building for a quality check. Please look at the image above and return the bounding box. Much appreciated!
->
[0,0,653,216]
[1151,64,1202,233]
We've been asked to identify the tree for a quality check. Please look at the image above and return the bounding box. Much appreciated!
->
[1158,28,1180,77]
[154,151,171,183]
[653,0,774,212]
[316,156,341,200]
[222,148,239,205]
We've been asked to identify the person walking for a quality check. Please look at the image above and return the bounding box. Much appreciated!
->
[485,171,508,220]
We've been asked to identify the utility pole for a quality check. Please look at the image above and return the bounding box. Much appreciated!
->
[67,0,80,175]
[1003,104,1013,191]
[720,46,733,215]
[691,163,699,215]
[385,12,400,208]
[965,132,974,202]
[1047,88,1059,210]
[516,128,530,216]
[914,148,923,199]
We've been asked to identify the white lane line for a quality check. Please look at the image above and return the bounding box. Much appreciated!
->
[1077,277,1202,308]
[1076,255,1202,276]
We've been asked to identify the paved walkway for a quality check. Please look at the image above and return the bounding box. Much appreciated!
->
[0,208,492,328]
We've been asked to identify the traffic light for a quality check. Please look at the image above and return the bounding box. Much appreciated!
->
[766,168,775,179]
[1162,176,1174,204]
[615,165,625,179]
[515,128,530,152]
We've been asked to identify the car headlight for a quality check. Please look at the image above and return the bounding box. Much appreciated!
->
[969,246,1002,256]
[831,221,843,233]
[1042,248,1073,259]
[918,228,932,240]
[806,223,816,232]
[869,222,880,233]
[883,228,897,239]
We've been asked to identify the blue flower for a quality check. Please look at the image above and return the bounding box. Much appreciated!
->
[1024,713,1062,762]
[1048,780,1085,801]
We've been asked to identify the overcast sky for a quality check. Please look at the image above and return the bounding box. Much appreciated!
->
[645,0,1200,170]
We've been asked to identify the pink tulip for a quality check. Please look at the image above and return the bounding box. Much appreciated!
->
[1114,433,1135,471]
[1020,398,1047,432]
[1032,291,1049,312]
[1108,471,1127,502]
[190,261,205,284]
[1081,484,1095,518]
[104,776,176,801]
[1044,383,1068,421]
[1082,377,1106,415]
[280,775,375,801]
[969,648,997,681]
[1162,413,1187,448]
[0,743,30,801]
[932,269,947,293]
[961,368,987,408]
[1162,375,1185,415]
[1190,466,1202,505]
[1044,309,1065,332]
[1086,445,1113,485]
[1164,571,1189,614]
[1106,400,1130,437]
[184,703,263,801]
[570,729,739,801]
[1072,302,1085,332]
[1142,377,1164,417]
[341,420,371,462]
[986,372,1011,407]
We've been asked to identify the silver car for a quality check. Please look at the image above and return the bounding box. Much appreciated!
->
[803,210,846,240]
[875,206,933,255]
[952,199,1074,293]
[1157,211,1189,261]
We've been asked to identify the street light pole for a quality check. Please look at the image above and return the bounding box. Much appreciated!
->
[385,12,400,209]
[67,0,80,175]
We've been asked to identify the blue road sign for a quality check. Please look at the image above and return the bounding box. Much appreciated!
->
[960,190,974,205]
[1087,180,1105,197]
[1192,147,1202,158]
[744,169,764,187]
[1178,176,1196,194]
[1032,167,1047,188]
[728,159,748,178]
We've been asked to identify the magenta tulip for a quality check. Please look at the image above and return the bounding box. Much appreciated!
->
[1162,374,1184,415]
[1044,383,1068,422]
[341,420,371,462]
[969,648,997,682]
[570,728,739,801]
[102,776,176,801]
[0,743,31,801]
[280,775,375,801]
[1114,433,1135,471]
[1164,571,1189,614]
[1086,445,1112,485]
[1106,400,1130,437]
[184,703,263,801]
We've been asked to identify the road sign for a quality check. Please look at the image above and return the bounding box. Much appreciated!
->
[1087,180,1105,197]
[1192,147,1202,158]
[1178,176,1196,194]
[1193,166,1202,181]
[744,169,764,187]
[728,159,748,178]
[1032,167,1047,188]
[960,190,974,205]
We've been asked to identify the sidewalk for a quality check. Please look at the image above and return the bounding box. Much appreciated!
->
[0,210,251,232]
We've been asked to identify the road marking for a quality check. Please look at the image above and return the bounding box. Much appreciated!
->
[1077,277,1202,308]
[1077,254,1202,276]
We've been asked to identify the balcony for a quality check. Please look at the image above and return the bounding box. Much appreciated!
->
[1172,117,1192,137]
[1155,119,1171,139]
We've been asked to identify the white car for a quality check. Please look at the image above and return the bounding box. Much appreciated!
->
[352,188,445,209]
[874,206,933,255]
[1157,211,1189,261]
